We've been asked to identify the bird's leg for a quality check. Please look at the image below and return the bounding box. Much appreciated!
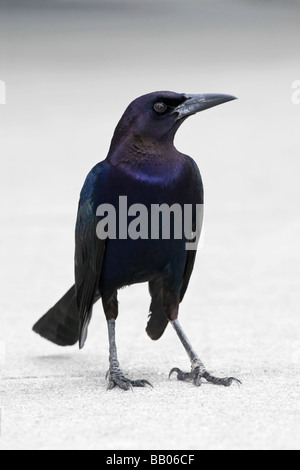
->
[106,319,152,391]
[169,319,241,387]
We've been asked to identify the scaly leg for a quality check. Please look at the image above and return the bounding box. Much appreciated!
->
[169,319,241,387]
[106,319,152,391]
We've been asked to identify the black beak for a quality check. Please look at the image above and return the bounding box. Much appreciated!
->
[175,93,237,120]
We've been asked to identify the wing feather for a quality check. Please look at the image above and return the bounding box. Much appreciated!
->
[75,163,108,348]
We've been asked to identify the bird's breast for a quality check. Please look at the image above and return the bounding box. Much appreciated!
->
[114,154,190,189]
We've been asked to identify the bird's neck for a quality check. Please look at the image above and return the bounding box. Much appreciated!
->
[107,134,177,167]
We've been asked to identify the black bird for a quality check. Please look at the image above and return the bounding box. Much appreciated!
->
[33,91,241,390]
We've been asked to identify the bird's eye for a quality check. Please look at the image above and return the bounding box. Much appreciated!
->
[153,102,168,113]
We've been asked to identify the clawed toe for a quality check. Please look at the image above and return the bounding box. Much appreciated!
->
[169,367,193,382]
[223,377,242,387]
[169,366,202,385]
[107,370,153,391]
[107,377,132,391]
[169,366,241,388]
[130,379,153,388]
[202,371,242,387]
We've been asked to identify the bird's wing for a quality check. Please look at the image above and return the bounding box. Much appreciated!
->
[75,162,108,348]
[180,158,204,302]
[180,249,197,302]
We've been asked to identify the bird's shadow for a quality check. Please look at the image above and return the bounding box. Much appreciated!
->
[31,354,105,379]
[34,354,73,362]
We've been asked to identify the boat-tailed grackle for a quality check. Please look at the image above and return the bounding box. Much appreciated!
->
[33,91,241,390]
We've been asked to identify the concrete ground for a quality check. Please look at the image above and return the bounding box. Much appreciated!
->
[1,0,300,450]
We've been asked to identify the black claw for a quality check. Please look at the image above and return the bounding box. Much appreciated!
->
[170,367,242,388]
[169,367,181,379]
[107,377,132,391]
[227,377,242,387]
[107,381,116,391]
[119,379,133,391]
[106,370,152,391]
[169,367,193,382]
[202,372,242,387]
[131,379,153,388]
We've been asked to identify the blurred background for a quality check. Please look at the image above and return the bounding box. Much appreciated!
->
[0,0,299,450]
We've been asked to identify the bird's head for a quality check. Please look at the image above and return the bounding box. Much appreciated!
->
[108,91,237,158]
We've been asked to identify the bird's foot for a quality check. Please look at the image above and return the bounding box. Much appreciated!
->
[106,368,153,391]
[169,366,241,387]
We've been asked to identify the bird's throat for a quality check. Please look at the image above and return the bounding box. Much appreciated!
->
[108,134,176,167]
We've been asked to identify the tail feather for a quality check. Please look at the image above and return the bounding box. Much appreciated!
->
[33,286,79,346]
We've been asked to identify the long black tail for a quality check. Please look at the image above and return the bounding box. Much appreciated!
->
[33,286,80,346]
